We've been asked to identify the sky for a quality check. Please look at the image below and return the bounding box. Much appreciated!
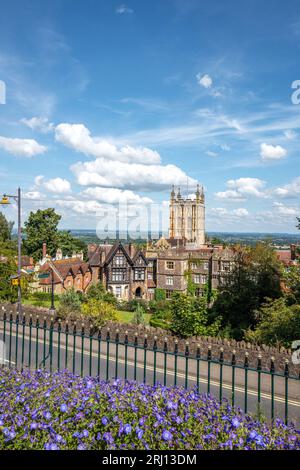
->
[1,0,300,234]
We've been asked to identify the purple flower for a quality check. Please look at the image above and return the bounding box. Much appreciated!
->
[124,424,132,435]
[102,416,109,426]
[60,404,68,413]
[162,430,173,441]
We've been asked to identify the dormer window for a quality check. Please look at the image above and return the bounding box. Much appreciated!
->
[115,255,125,266]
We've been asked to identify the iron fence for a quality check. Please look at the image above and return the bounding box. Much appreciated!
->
[0,310,299,425]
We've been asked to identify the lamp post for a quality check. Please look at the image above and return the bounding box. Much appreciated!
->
[0,188,22,315]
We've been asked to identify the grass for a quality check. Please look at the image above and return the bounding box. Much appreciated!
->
[116,310,151,325]
[22,298,151,325]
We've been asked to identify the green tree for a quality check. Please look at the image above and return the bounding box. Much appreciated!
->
[23,209,61,261]
[212,243,282,340]
[131,303,145,325]
[283,266,300,305]
[57,230,87,260]
[245,298,300,348]
[170,292,220,337]
[0,242,18,302]
[23,209,88,261]
[0,212,14,242]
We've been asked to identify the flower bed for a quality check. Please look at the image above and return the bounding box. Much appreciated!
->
[0,368,299,450]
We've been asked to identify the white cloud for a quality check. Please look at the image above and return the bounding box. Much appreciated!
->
[23,191,45,200]
[273,177,300,198]
[220,143,230,151]
[215,178,267,200]
[196,73,213,88]
[116,4,133,14]
[43,177,71,194]
[34,175,45,186]
[232,208,249,217]
[0,136,47,157]
[55,123,160,164]
[206,150,218,157]
[82,187,153,205]
[273,202,298,216]
[71,158,197,191]
[260,142,287,161]
[209,207,249,218]
[284,129,297,140]
[20,116,54,133]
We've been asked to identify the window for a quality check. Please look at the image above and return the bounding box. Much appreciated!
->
[147,272,153,280]
[148,260,153,267]
[221,261,231,272]
[203,261,209,270]
[166,289,173,299]
[115,255,125,266]
[112,269,126,282]
[166,276,173,286]
[194,274,200,284]
[200,274,208,284]
[134,268,145,281]
[115,286,122,298]
[166,261,174,270]
[195,288,203,297]
[190,262,198,269]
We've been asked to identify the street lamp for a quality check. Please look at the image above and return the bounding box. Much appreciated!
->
[0,188,22,315]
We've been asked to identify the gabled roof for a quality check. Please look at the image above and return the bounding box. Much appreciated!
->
[105,242,133,266]
[132,250,148,266]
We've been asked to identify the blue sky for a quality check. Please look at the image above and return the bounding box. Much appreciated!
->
[1,0,300,233]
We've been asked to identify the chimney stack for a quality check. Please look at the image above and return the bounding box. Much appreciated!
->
[42,242,47,258]
[290,244,296,261]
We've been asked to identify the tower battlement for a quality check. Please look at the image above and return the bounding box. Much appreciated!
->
[169,184,205,247]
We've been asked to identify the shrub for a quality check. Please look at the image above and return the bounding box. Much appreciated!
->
[131,303,145,325]
[86,283,116,306]
[170,292,221,338]
[244,298,300,348]
[154,288,166,301]
[0,369,299,450]
[81,299,119,328]
[57,289,82,319]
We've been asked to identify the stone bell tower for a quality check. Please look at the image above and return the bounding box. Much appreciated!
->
[169,184,205,247]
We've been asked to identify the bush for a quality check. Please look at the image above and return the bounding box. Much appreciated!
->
[154,288,166,301]
[244,298,300,348]
[57,289,82,319]
[131,303,145,325]
[81,299,119,328]
[86,283,116,306]
[0,369,299,450]
[170,292,221,338]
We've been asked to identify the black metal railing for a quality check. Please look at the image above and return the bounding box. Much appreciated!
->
[0,310,299,425]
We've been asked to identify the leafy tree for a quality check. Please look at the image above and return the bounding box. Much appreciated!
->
[23,209,61,261]
[245,298,300,348]
[81,299,119,328]
[57,231,87,260]
[282,266,300,305]
[57,288,82,319]
[86,282,117,305]
[211,243,282,340]
[131,303,145,325]
[170,292,220,337]
[23,209,88,261]
[0,242,18,302]
[0,212,14,242]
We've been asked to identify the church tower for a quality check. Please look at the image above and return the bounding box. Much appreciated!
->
[169,184,205,246]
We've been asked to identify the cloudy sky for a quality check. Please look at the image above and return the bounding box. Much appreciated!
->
[1,0,300,233]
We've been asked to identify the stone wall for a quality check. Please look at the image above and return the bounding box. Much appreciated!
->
[1,303,299,377]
